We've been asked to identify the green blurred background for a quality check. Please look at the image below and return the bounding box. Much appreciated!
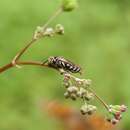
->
[0,0,130,129]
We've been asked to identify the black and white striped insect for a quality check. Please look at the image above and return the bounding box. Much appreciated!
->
[43,56,82,74]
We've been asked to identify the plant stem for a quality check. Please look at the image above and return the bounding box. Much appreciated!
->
[88,87,109,111]
[41,7,63,30]
[12,39,36,63]
[12,6,63,65]
[0,61,50,74]
[0,6,63,74]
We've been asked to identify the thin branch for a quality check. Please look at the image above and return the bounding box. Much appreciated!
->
[12,6,63,65]
[0,63,13,73]
[0,61,50,74]
[88,87,109,111]
[0,6,63,74]
[12,39,36,63]
[41,7,63,30]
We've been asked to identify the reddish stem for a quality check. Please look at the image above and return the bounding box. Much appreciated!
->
[0,61,49,74]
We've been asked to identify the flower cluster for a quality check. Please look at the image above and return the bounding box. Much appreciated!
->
[80,104,97,115]
[61,72,127,124]
[107,105,127,125]
[62,73,96,115]
[33,24,64,40]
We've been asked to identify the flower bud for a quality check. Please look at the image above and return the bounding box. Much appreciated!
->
[80,104,97,115]
[62,0,78,12]
[109,105,127,114]
[80,104,88,115]
[63,82,70,88]
[67,86,78,93]
[120,105,127,112]
[64,92,70,98]
[44,28,54,37]
[33,26,43,39]
[70,93,77,100]
[111,119,119,125]
[55,24,64,35]
[76,88,86,98]
[87,105,97,115]
[84,92,94,101]
[114,112,122,120]
[108,104,127,124]
[80,88,86,94]
[63,75,70,82]
[83,79,92,87]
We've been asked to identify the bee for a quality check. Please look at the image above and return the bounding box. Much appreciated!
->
[43,56,82,74]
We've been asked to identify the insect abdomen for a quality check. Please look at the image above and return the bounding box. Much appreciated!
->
[64,63,80,73]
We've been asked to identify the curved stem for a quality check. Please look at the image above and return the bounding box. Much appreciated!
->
[0,6,63,74]
[12,39,36,62]
[12,6,63,64]
[0,63,13,73]
[88,87,109,111]
[41,7,63,29]
[0,61,49,74]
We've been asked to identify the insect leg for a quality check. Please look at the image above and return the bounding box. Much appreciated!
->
[42,58,49,65]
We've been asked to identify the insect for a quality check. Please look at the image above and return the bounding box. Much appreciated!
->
[43,56,82,74]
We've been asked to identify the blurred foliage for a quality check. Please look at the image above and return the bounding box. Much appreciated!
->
[0,0,130,130]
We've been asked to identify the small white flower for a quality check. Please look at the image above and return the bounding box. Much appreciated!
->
[44,28,54,37]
